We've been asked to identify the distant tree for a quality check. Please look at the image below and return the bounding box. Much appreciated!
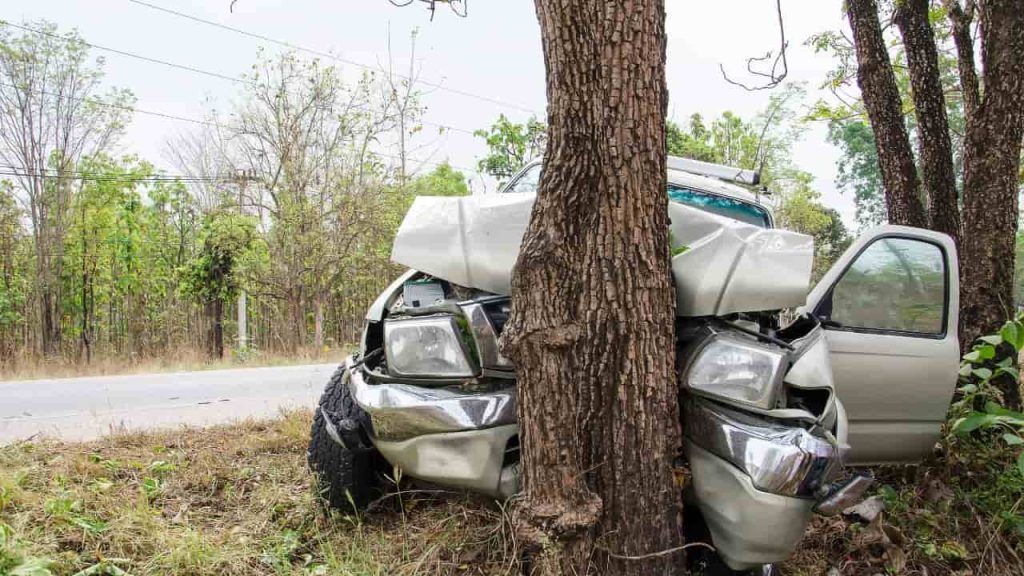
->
[181,212,256,359]
[0,21,133,356]
[407,162,470,197]
[772,172,852,279]
[474,114,546,184]
[0,181,27,363]
[227,51,395,351]
[668,84,807,187]
[826,119,885,228]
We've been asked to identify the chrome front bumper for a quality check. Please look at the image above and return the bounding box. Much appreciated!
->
[345,359,517,441]
[683,398,841,498]
[345,359,520,497]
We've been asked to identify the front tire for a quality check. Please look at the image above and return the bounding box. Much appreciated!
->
[307,366,385,512]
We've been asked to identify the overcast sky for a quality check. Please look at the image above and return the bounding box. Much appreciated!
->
[5,0,857,225]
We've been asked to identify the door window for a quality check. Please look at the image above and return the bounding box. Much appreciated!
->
[827,237,946,335]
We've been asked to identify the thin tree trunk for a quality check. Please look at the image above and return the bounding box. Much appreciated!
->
[958,0,1024,407]
[500,1,682,574]
[313,294,324,351]
[847,0,928,228]
[894,0,961,244]
[943,0,980,120]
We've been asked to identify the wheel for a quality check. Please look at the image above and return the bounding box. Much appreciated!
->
[307,366,386,512]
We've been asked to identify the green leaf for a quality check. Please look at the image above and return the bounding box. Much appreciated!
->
[1001,321,1024,351]
[985,401,1024,420]
[996,366,1020,382]
[980,334,1003,346]
[977,344,997,360]
[1018,452,1024,477]
[953,412,994,433]
[1003,434,1024,446]
[972,368,993,380]
[958,363,973,377]
[959,383,978,394]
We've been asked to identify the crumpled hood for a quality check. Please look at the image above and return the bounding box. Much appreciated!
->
[391,194,814,316]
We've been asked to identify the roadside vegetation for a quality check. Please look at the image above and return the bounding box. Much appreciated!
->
[0,410,516,576]
[0,348,349,382]
[4,318,1024,576]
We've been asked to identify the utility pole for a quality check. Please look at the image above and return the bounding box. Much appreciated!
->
[234,168,256,353]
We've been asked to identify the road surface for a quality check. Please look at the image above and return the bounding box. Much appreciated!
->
[0,363,338,444]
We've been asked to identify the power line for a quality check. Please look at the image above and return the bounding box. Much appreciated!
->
[0,20,248,87]
[0,79,225,129]
[125,0,541,115]
[0,81,483,177]
[0,167,232,183]
[0,20,478,136]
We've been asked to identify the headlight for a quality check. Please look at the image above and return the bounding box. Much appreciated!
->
[384,316,477,378]
[685,333,786,409]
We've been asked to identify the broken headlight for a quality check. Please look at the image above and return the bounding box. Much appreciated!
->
[384,315,477,378]
[685,332,786,410]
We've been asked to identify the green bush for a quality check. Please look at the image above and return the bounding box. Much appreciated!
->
[953,316,1024,477]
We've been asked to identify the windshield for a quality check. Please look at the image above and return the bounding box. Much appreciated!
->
[504,165,771,228]
[668,185,770,228]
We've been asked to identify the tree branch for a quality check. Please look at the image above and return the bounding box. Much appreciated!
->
[720,0,789,91]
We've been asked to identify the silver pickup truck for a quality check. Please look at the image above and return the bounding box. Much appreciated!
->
[307,157,960,574]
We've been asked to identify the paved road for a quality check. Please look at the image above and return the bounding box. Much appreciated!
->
[0,363,338,444]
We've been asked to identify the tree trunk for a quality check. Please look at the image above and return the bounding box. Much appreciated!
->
[894,0,961,244]
[206,299,225,359]
[957,0,1024,407]
[943,0,980,120]
[847,0,928,228]
[500,2,682,574]
[313,294,324,351]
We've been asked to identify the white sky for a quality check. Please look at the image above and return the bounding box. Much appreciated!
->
[4,0,857,225]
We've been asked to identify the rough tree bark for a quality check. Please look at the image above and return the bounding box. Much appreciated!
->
[956,0,1024,406]
[499,1,683,574]
[846,0,928,228]
[894,0,960,245]
[942,0,980,120]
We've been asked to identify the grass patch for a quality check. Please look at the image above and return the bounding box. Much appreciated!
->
[0,347,350,382]
[786,436,1024,575]
[3,411,1021,575]
[0,410,515,575]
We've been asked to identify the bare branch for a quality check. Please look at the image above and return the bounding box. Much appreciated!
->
[720,0,788,91]
[387,0,467,21]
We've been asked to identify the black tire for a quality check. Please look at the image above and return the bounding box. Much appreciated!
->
[307,366,385,512]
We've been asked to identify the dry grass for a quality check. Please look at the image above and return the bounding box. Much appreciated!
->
[3,412,1022,575]
[0,410,517,576]
[0,347,349,382]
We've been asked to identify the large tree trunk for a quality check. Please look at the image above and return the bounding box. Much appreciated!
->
[894,0,961,244]
[500,1,683,575]
[957,0,1024,406]
[847,0,928,228]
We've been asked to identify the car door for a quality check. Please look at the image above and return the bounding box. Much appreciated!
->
[803,225,959,464]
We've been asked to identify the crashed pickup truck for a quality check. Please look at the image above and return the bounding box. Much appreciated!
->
[307,156,960,574]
